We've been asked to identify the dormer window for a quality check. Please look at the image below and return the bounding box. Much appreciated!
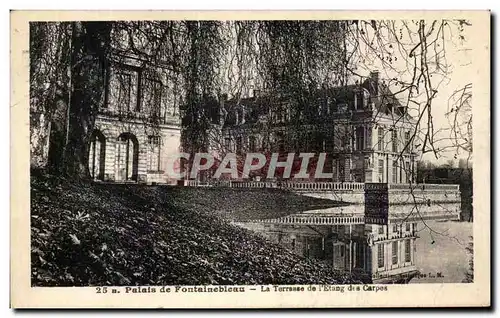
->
[328,98,337,114]
[387,103,393,114]
[362,89,370,108]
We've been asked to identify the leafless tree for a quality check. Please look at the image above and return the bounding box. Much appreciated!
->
[30,19,471,183]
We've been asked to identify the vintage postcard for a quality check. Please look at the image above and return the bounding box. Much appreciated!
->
[11,10,490,308]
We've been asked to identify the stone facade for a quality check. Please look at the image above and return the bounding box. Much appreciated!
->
[237,221,418,283]
[88,56,181,184]
[367,223,418,283]
[90,117,180,184]
[219,71,419,183]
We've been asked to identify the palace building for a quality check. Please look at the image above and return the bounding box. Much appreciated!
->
[218,71,419,183]
[88,68,418,185]
[88,54,181,184]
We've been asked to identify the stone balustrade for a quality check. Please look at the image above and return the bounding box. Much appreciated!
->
[181,180,461,222]
[182,180,458,193]
[256,214,366,225]
[182,180,366,191]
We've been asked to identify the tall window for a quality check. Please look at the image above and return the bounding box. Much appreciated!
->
[235,110,240,125]
[406,161,411,182]
[400,163,404,183]
[338,158,345,182]
[224,137,231,151]
[341,136,348,150]
[144,78,163,120]
[392,241,399,265]
[392,130,398,152]
[378,244,385,268]
[378,159,384,182]
[406,223,411,232]
[404,131,411,153]
[356,127,365,150]
[117,72,132,113]
[236,136,242,154]
[378,225,384,234]
[405,240,411,262]
[392,160,398,184]
[147,135,161,171]
[249,136,256,152]
[378,127,384,151]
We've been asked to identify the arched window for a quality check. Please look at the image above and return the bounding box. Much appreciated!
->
[116,132,139,181]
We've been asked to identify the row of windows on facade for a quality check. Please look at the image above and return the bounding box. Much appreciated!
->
[377,158,414,183]
[105,71,179,119]
[377,239,412,268]
[269,100,371,124]
[232,91,375,125]
[224,127,413,154]
[378,128,412,153]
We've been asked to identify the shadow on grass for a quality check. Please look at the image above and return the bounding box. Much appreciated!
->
[30,171,368,286]
[107,184,353,222]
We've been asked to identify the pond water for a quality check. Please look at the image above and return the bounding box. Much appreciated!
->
[411,220,473,284]
[235,207,472,284]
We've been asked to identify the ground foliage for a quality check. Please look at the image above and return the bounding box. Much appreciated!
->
[31,171,368,286]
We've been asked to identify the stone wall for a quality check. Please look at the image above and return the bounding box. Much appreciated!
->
[91,115,181,184]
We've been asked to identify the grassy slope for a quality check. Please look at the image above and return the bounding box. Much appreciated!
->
[31,172,366,286]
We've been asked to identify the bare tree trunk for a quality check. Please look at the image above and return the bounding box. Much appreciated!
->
[62,21,111,179]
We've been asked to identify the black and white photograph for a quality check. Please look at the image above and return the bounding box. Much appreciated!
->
[12,10,490,308]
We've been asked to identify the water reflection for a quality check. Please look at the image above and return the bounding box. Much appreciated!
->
[238,220,420,284]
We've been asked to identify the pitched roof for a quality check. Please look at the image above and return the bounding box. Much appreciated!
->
[221,77,409,127]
